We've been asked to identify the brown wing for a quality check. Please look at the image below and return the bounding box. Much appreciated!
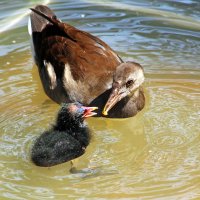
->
[30,5,122,87]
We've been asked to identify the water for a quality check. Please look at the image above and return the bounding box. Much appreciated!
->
[0,0,200,199]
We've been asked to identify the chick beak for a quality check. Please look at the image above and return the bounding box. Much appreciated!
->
[82,106,98,118]
[102,88,125,116]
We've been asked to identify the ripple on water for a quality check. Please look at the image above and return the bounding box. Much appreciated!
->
[1,0,200,199]
[150,132,188,150]
[134,74,200,199]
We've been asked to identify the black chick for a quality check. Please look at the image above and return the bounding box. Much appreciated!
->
[31,102,97,167]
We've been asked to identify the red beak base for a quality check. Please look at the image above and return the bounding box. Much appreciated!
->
[82,106,98,118]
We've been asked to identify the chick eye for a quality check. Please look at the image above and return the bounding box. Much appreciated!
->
[126,80,134,88]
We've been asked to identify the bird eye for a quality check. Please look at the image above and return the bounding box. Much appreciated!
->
[126,80,134,88]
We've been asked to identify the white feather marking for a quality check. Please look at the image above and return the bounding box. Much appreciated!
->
[44,60,57,90]
[28,17,37,60]
[63,63,78,88]
[62,63,83,101]
[28,17,32,36]
[95,43,106,51]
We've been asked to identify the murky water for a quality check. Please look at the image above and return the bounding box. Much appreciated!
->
[0,0,200,199]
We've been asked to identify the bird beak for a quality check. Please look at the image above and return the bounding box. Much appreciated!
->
[102,87,126,116]
[82,106,98,118]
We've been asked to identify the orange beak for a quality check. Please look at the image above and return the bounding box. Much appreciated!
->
[82,106,98,118]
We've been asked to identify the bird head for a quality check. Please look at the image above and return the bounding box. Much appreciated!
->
[65,102,98,119]
[55,102,98,131]
[102,62,144,116]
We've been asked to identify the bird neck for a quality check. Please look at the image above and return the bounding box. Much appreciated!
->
[132,88,140,98]
[54,109,84,132]
[128,87,145,112]
[108,87,145,118]
[53,109,90,147]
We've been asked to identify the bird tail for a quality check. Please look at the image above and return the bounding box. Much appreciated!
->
[29,5,58,33]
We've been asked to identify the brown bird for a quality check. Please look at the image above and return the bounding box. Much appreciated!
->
[28,5,145,118]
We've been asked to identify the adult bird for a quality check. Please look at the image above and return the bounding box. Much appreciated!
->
[28,5,145,118]
[31,102,97,168]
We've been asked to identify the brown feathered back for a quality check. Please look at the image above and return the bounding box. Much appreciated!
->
[30,5,122,97]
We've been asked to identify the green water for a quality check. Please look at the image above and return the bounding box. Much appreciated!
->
[0,0,200,199]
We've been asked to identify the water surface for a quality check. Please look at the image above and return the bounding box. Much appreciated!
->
[0,0,200,199]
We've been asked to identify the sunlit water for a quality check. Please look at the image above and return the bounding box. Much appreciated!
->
[0,0,200,199]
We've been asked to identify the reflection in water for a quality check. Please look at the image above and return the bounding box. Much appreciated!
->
[0,0,200,199]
